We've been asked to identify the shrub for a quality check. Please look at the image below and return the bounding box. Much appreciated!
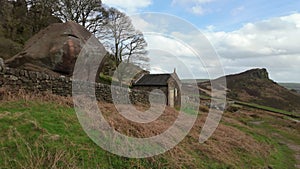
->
[0,37,23,59]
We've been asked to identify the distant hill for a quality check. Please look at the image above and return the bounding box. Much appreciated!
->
[279,83,300,93]
[182,79,209,84]
[199,68,300,113]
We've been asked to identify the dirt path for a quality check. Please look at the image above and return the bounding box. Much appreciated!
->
[284,140,300,169]
[273,133,300,168]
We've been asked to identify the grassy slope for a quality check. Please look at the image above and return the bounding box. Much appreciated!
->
[223,109,299,169]
[0,101,137,169]
[233,101,300,118]
[0,97,299,168]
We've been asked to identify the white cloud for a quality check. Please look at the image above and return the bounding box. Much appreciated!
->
[171,0,215,15]
[102,0,152,14]
[131,13,300,82]
[206,25,216,31]
[131,15,161,32]
[146,35,195,56]
[151,66,169,74]
[203,13,300,82]
[191,5,205,15]
[172,0,214,5]
[131,13,227,79]
[205,13,300,59]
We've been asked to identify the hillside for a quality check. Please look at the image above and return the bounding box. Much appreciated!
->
[0,89,299,168]
[280,83,300,93]
[199,68,300,113]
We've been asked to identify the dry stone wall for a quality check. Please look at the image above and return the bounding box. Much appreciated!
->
[0,64,164,105]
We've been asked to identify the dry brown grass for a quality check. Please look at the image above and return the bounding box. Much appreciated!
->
[97,101,271,167]
[0,87,273,168]
[99,102,178,138]
[187,114,270,166]
[0,87,73,107]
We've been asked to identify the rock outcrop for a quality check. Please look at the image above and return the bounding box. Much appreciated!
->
[5,21,107,77]
[238,68,269,79]
[199,68,300,113]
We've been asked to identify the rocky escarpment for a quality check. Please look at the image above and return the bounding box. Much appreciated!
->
[230,68,269,79]
[199,68,300,113]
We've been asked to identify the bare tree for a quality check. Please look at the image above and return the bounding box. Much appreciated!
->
[99,8,148,67]
[97,8,148,85]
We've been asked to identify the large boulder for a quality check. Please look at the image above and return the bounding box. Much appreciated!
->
[5,21,107,77]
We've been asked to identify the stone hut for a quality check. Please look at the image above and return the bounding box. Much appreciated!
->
[132,70,181,108]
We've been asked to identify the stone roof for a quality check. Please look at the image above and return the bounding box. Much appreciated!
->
[133,74,172,86]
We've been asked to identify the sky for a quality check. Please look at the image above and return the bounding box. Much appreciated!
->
[102,0,300,83]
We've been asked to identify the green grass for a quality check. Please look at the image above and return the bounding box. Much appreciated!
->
[223,112,299,169]
[99,74,113,85]
[234,101,300,118]
[181,106,199,115]
[0,100,155,169]
[194,93,299,118]
[224,123,296,169]
[0,99,298,168]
